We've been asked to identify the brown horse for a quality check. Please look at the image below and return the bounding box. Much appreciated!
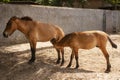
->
[53,30,117,73]
[3,16,65,65]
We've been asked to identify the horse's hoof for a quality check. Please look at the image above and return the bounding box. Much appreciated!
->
[28,61,34,64]
[66,64,71,68]
[28,59,35,64]
[56,60,60,64]
[60,63,64,66]
[74,66,79,69]
[60,61,64,66]
[105,70,111,73]
[105,66,111,73]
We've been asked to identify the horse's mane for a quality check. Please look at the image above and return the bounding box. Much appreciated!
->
[21,16,33,21]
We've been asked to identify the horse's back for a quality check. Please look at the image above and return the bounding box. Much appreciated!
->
[92,31,108,47]
[34,22,64,42]
[79,30,108,39]
[80,30,108,48]
[70,30,108,49]
[58,32,97,49]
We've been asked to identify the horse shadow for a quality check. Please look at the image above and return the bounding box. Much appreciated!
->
[0,46,94,80]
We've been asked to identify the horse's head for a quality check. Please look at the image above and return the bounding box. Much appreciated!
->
[3,16,18,38]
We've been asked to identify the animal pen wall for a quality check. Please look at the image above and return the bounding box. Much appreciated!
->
[0,4,120,45]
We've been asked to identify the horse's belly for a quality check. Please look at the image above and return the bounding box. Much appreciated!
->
[79,41,97,49]
[37,34,55,42]
[37,37,52,42]
[81,44,96,49]
[36,29,57,42]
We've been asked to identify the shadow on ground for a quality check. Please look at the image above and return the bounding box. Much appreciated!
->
[0,46,94,80]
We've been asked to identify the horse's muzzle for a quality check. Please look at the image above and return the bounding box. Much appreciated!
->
[3,32,8,38]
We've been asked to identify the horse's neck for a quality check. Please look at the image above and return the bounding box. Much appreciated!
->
[16,20,30,34]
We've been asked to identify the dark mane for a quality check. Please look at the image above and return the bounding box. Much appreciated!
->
[21,16,33,21]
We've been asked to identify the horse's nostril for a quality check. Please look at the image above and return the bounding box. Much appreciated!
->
[3,32,5,36]
[3,32,8,38]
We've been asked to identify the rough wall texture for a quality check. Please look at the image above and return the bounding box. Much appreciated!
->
[0,4,120,45]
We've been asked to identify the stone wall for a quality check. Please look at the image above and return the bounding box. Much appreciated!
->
[0,4,120,45]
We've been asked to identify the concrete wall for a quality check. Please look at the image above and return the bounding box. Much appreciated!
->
[105,10,120,32]
[0,4,120,46]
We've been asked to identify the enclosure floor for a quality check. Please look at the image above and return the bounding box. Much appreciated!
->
[0,34,120,80]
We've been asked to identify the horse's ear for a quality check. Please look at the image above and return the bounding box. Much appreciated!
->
[11,16,19,21]
[20,16,33,21]
[13,16,18,19]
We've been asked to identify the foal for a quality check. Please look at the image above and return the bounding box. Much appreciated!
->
[54,30,117,73]
[3,16,65,65]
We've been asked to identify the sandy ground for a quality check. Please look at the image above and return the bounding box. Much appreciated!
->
[0,34,120,80]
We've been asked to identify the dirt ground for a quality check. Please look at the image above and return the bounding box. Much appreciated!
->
[0,34,120,80]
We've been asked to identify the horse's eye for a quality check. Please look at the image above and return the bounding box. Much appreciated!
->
[7,21,12,26]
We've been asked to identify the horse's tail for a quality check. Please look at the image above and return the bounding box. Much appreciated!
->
[107,36,117,48]
[56,26,65,42]
[51,26,64,45]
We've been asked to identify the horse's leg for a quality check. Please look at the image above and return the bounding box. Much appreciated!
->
[60,48,64,66]
[29,40,36,63]
[74,50,79,69]
[50,39,61,64]
[55,48,61,64]
[54,47,64,65]
[99,47,111,73]
[67,50,74,68]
